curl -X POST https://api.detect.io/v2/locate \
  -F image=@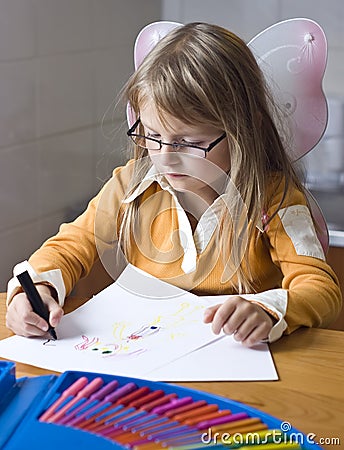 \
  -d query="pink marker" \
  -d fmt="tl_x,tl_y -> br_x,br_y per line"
58,379 -> 119,425
39,376 -> 88,422
46,377 -> 104,423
